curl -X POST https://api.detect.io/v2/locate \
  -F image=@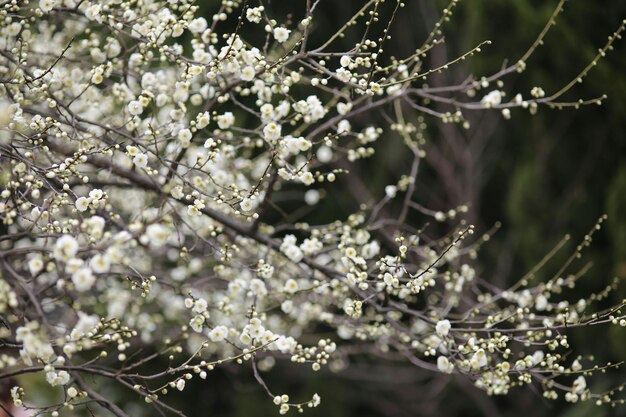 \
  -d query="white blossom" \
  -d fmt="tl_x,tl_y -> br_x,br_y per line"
283,279 -> 299,294
196,112 -> 211,129
481,90 -> 503,107
28,256 -> 44,276
54,235 -> 79,261
263,123 -> 282,141
39,0 -> 56,12
273,27 -> 291,43
71,312 -> 99,340
189,315 -> 205,332
304,189 -> 320,205
435,319 -> 451,337
75,197 -> 90,212
246,7 -> 263,23
437,356 -> 454,374
209,326 -> 228,342
217,112 -> 235,129
90,254 -> 111,273
72,268 -> 95,292
188,17 -> 207,34
128,100 -> 144,115
573,376 -> 587,394
133,153 -> 148,169
46,370 -> 70,386
241,66 -> 256,81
